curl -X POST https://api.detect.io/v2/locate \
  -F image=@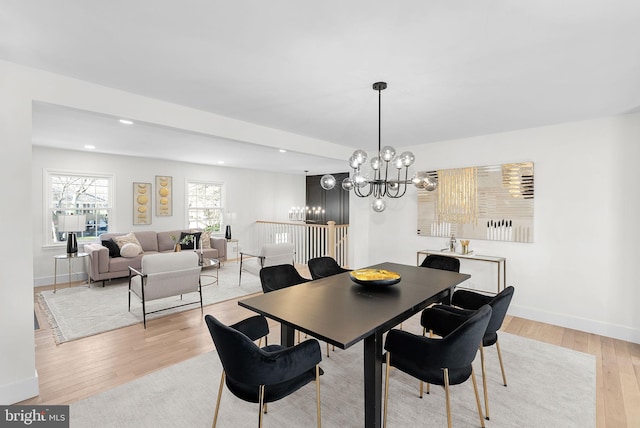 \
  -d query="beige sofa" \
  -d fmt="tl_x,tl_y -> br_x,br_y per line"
84,229 -> 226,284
